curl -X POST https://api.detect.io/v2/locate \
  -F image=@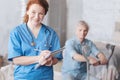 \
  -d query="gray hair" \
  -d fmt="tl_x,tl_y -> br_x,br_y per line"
78,20 -> 89,31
